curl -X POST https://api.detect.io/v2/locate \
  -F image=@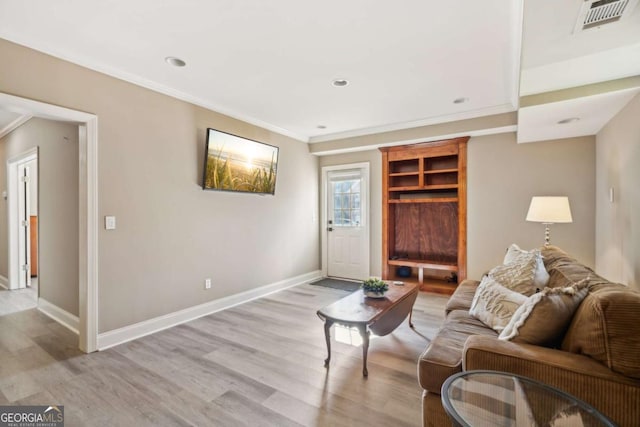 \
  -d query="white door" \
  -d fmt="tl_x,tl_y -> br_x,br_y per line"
326,168 -> 369,280
8,148 -> 37,290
